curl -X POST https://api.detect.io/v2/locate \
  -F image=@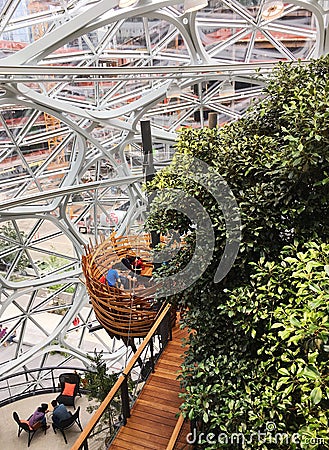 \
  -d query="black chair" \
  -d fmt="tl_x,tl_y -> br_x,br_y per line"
52,406 -> 83,444
56,372 -> 81,408
13,411 -> 46,447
